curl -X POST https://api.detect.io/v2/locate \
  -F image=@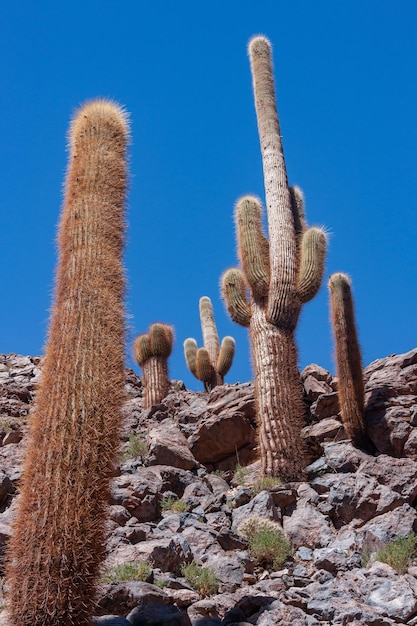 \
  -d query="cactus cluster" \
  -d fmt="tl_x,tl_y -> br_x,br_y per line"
184,296 -> 235,391
221,37 -> 327,479
7,100 -> 129,625
134,323 -> 174,408
5,36 -> 374,625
